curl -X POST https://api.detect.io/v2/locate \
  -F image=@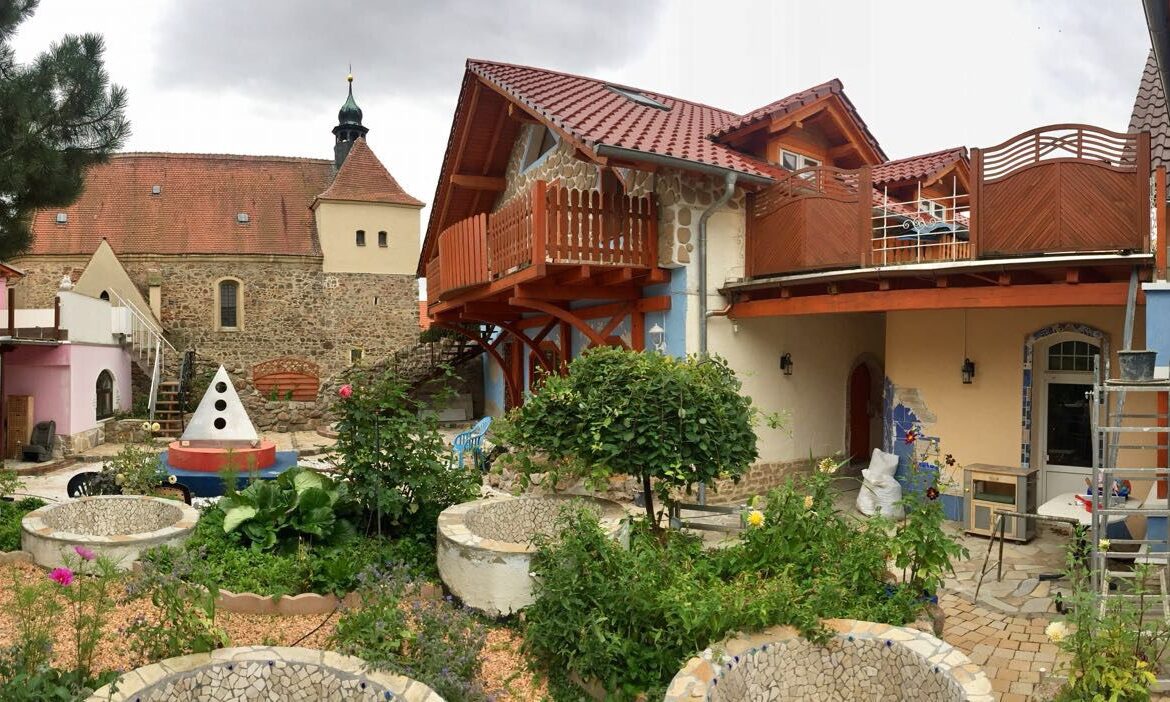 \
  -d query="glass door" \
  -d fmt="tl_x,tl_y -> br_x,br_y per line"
1037,339 -> 1099,501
